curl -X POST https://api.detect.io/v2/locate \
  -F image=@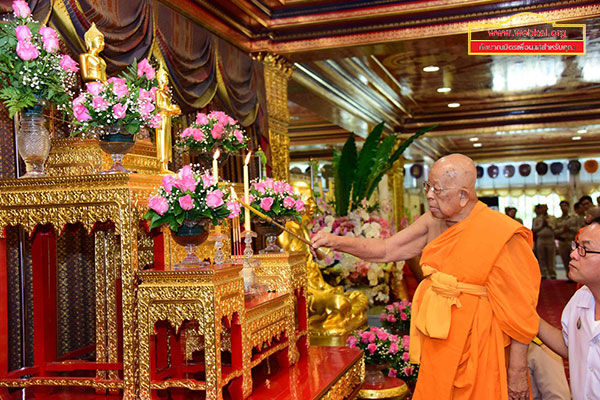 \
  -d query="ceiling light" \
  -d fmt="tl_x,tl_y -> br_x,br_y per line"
577,129 -> 587,134
448,103 -> 460,108
572,136 -> 582,141
469,137 -> 479,142
423,65 -> 440,72
437,87 -> 451,93
473,143 -> 482,147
